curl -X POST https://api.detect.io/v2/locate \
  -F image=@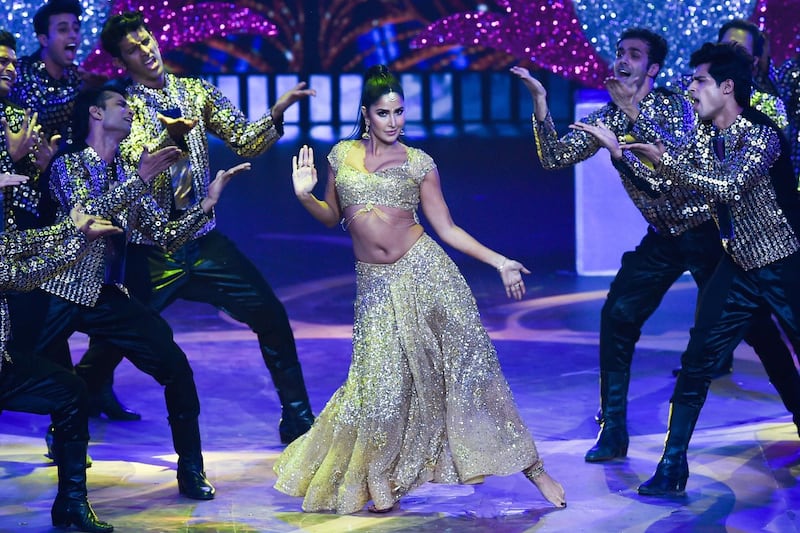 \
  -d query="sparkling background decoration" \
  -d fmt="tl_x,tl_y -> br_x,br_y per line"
572,0 -> 757,84
754,0 -> 800,63
2,1 -> 799,83
81,0 -> 278,76
4,0 -> 110,61
412,1 -> 614,87
413,0 -> 800,87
